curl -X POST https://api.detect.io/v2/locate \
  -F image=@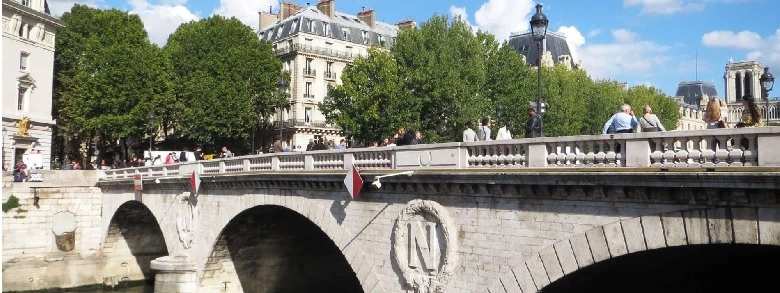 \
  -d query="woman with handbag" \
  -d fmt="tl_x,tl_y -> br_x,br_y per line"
639,105 -> 666,132
735,95 -> 763,128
